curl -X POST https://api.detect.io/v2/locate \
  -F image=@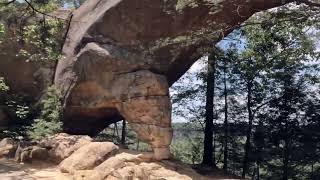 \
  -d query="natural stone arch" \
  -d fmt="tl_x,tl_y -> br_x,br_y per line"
55,0 -> 295,160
